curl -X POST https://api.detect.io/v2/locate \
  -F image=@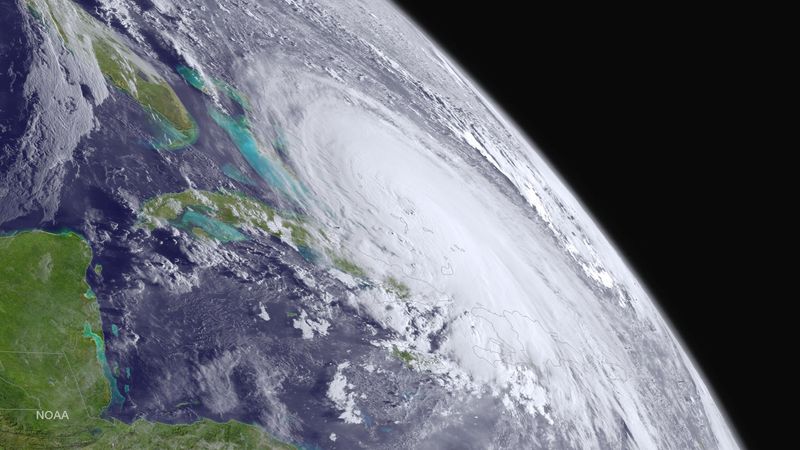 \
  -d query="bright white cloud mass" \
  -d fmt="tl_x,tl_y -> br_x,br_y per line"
9,0 -> 739,447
